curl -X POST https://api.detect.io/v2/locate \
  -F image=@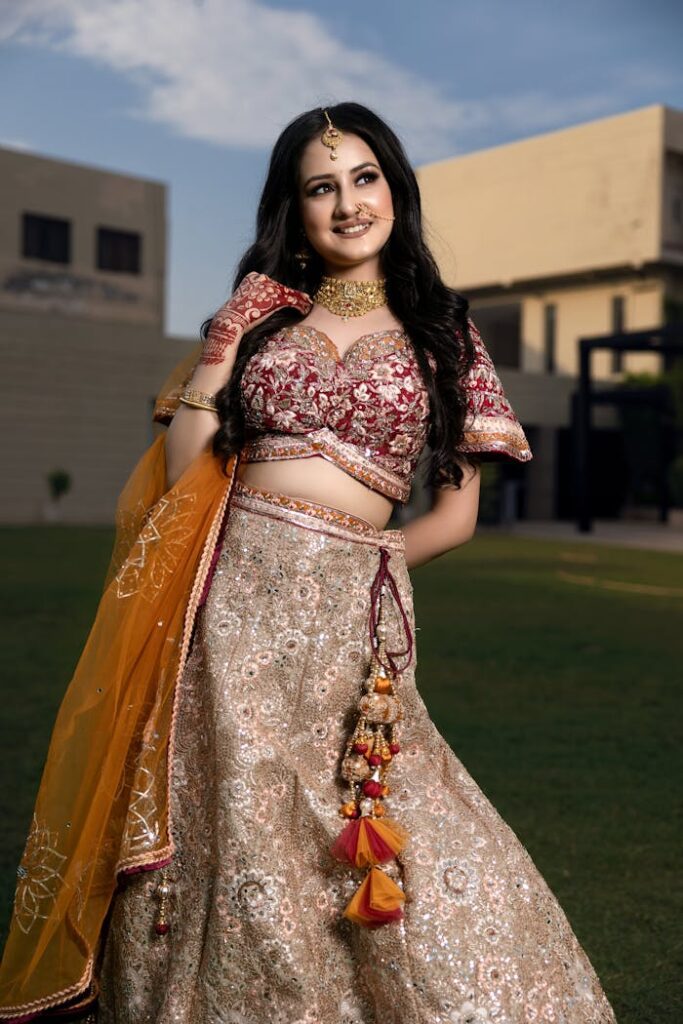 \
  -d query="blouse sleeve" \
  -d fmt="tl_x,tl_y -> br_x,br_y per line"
455,316 -> 532,463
